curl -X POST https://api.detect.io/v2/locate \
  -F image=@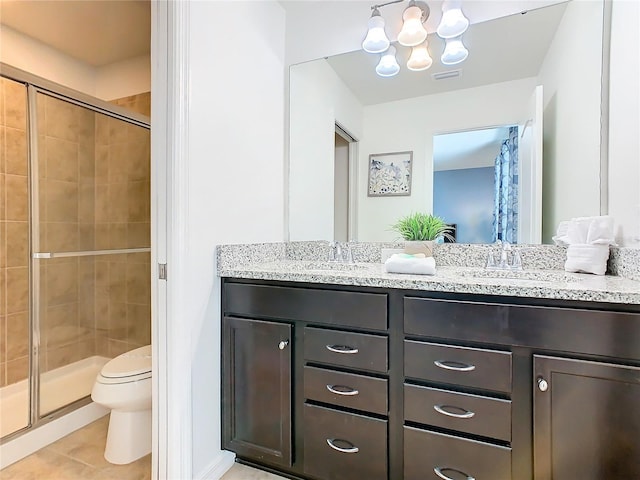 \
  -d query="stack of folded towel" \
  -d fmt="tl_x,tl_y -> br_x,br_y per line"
552,216 -> 615,275
384,253 -> 436,275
